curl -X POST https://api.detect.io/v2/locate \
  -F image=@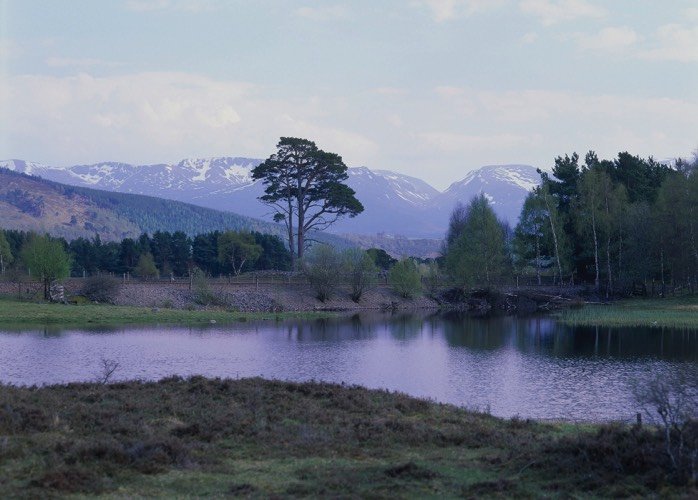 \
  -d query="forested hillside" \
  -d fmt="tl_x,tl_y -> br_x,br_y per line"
0,168 -> 282,240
